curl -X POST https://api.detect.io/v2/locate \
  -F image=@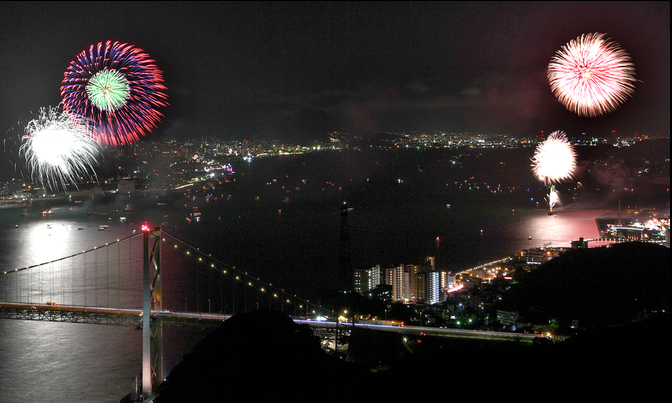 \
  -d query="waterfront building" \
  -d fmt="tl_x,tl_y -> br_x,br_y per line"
118,178 -> 136,194
571,237 -> 589,249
